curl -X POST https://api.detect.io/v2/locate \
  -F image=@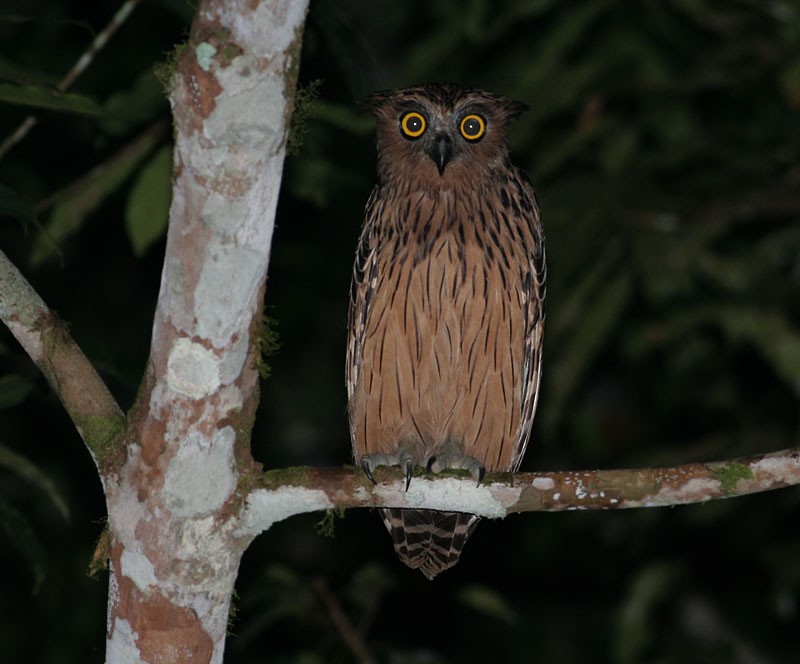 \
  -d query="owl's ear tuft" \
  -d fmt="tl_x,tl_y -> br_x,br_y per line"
362,90 -> 395,115
503,99 -> 529,121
